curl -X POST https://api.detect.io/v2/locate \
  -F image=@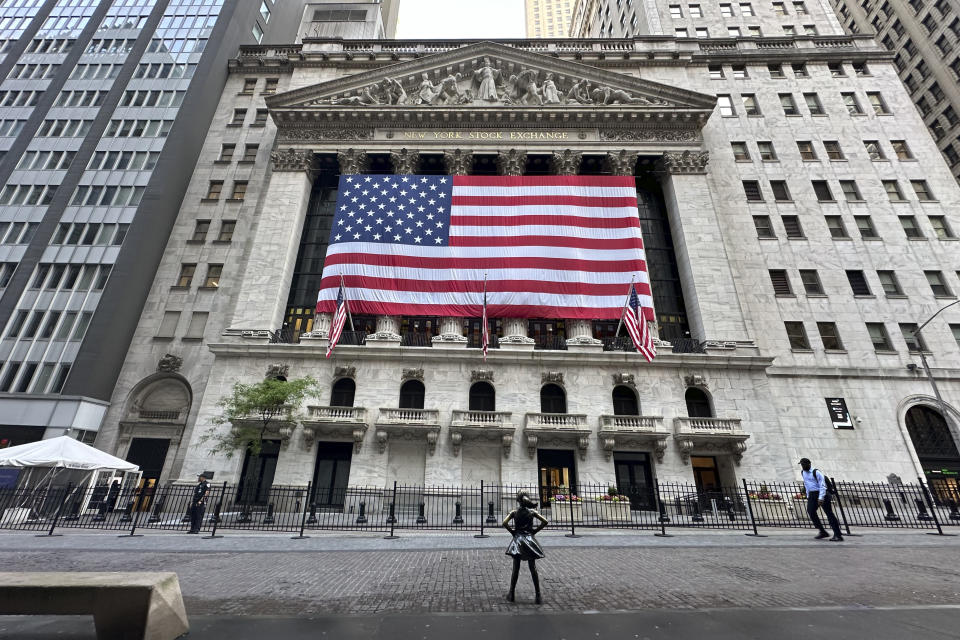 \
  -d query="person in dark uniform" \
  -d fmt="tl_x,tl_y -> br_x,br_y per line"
187,473 -> 209,534
502,490 -> 549,604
